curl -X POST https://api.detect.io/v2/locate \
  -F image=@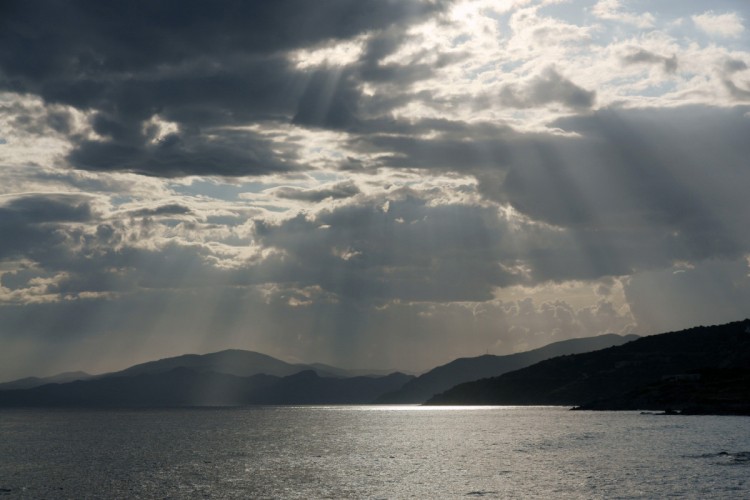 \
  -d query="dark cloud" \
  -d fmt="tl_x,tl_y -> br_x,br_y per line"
724,58 -> 748,73
253,193 -> 516,301
0,194 -> 94,261
354,106 -> 749,251
621,49 -> 678,73
343,105 -> 750,281
0,0 -> 440,84
499,67 -> 596,110
0,0 -> 444,177
292,69 -> 362,129
721,65 -> 750,101
1,101 -> 74,137
128,204 -> 193,217
487,106 -> 750,272
349,120 -> 516,171
356,26 -> 459,86
272,181 -> 361,202
0,194 -> 93,223
68,128 -> 298,177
